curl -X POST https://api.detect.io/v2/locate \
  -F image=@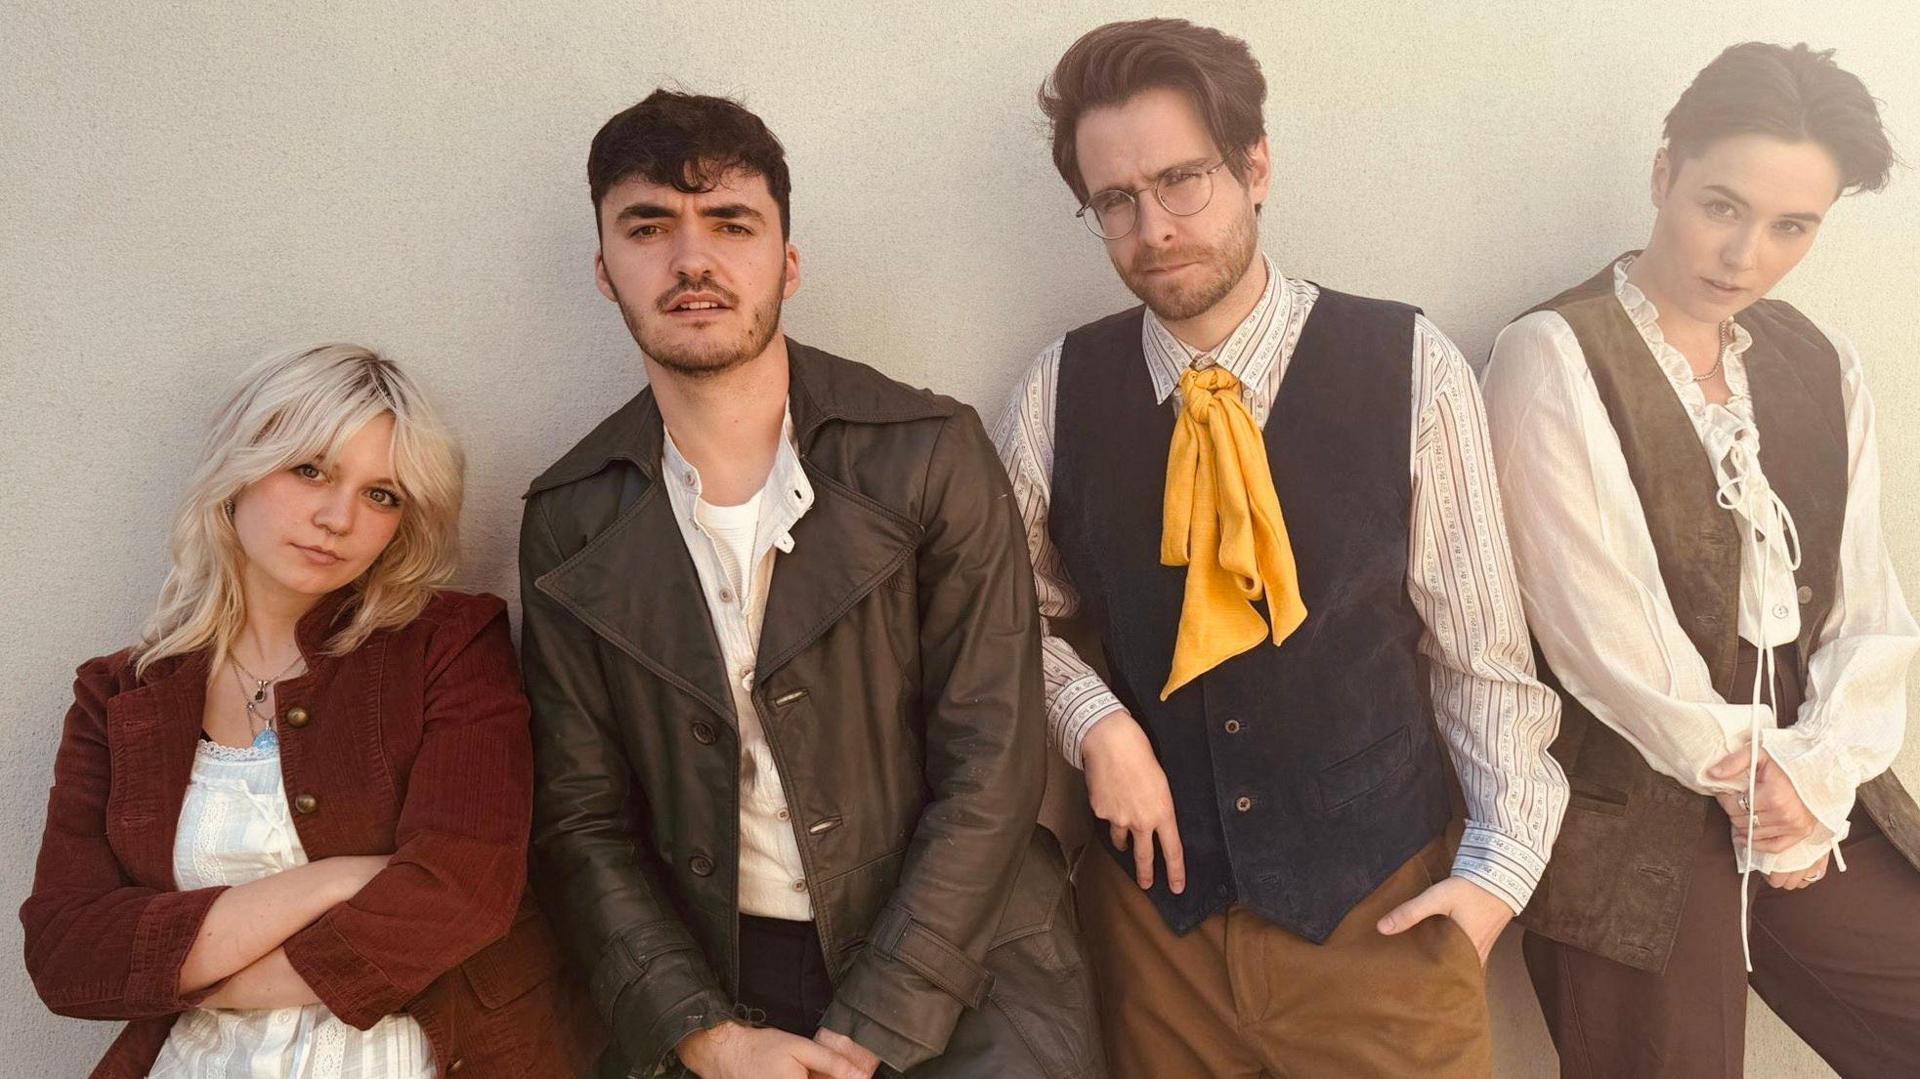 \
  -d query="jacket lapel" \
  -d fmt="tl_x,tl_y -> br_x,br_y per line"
756,468 -> 920,679
531,339 -> 952,713
536,480 -> 738,724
